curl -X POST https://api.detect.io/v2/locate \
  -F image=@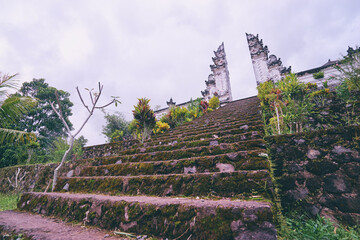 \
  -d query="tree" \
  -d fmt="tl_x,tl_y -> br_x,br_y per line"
16,79 -> 73,144
102,111 -> 130,142
0,144 -> 27,168
132,98 -> 156,143
0,73 -> 36,143
48,135 -> 87,162
50,82 -> 119,191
